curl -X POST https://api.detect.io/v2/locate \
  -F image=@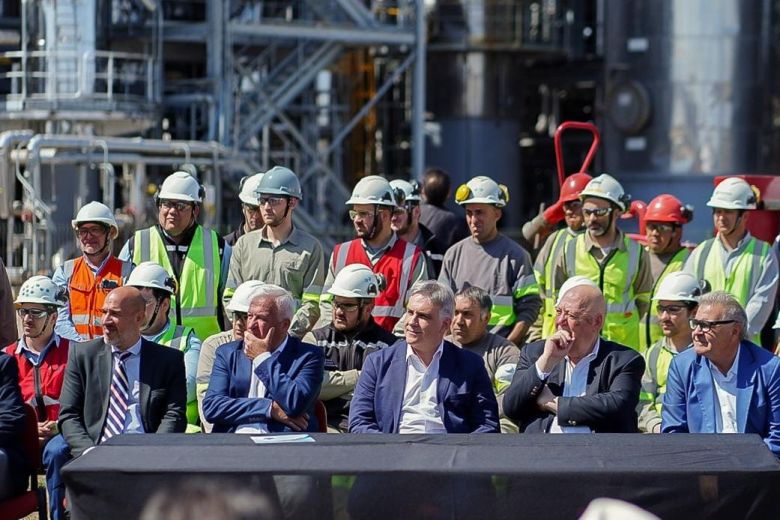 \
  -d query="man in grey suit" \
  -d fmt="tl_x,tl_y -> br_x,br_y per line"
43,286 -> 187,520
